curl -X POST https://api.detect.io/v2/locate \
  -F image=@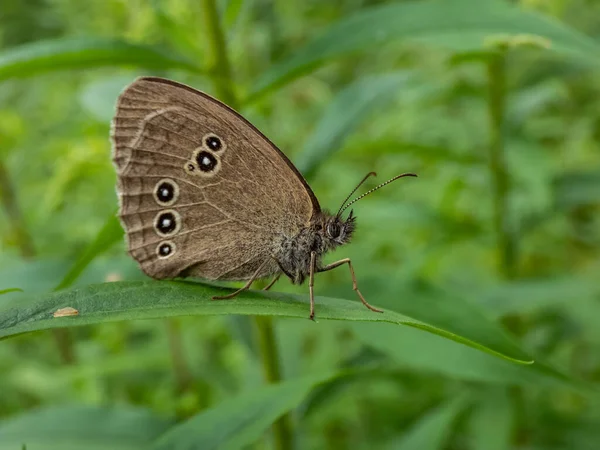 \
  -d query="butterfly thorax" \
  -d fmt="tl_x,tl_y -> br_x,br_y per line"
274,210 -> 355,285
